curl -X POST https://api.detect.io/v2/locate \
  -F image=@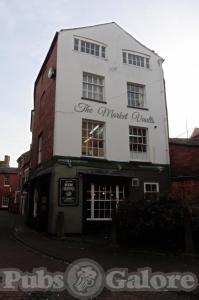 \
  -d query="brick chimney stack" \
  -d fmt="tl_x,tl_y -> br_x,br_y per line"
4,155 -> 10,167
0,155 -> 10,167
